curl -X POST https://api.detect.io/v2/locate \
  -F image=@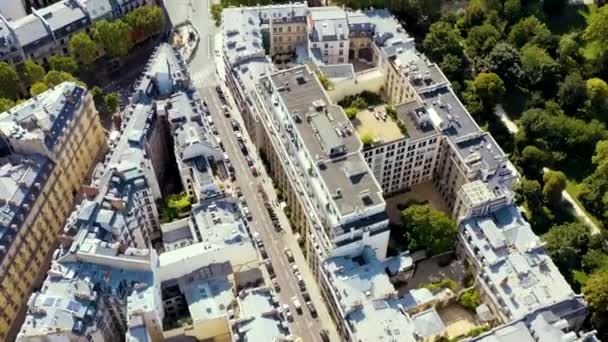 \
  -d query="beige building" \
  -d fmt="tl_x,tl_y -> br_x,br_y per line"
0,82 -> 106,340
